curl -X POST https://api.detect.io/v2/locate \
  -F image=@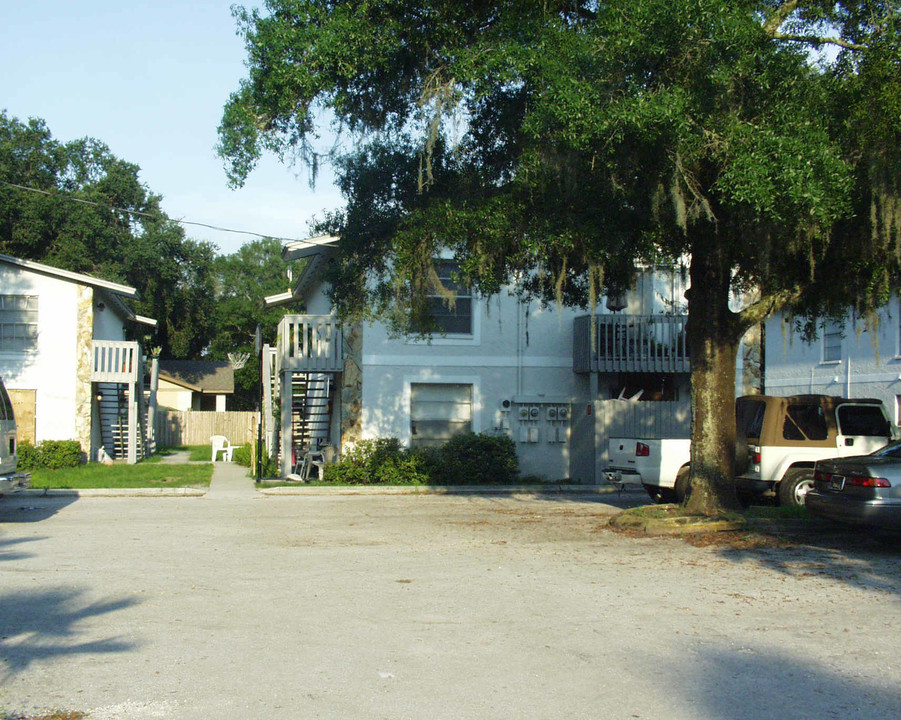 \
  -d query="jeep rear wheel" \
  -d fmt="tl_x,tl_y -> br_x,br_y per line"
778,469 -> 815,507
